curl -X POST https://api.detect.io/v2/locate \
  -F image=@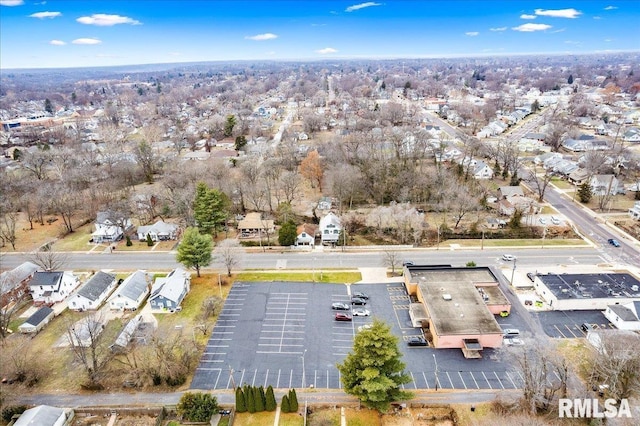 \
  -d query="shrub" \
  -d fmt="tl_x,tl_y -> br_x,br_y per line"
126,235 -> 132,246
246,385 -> 256,413
177,392 -> 219,422
281,394 -> 291,413
235,387 -> 247,413
2,406 -> 27,423
288,388 -> 299,412
254,386 -> 265,412
265,385 -> 277,411
146,233 -> 154,246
